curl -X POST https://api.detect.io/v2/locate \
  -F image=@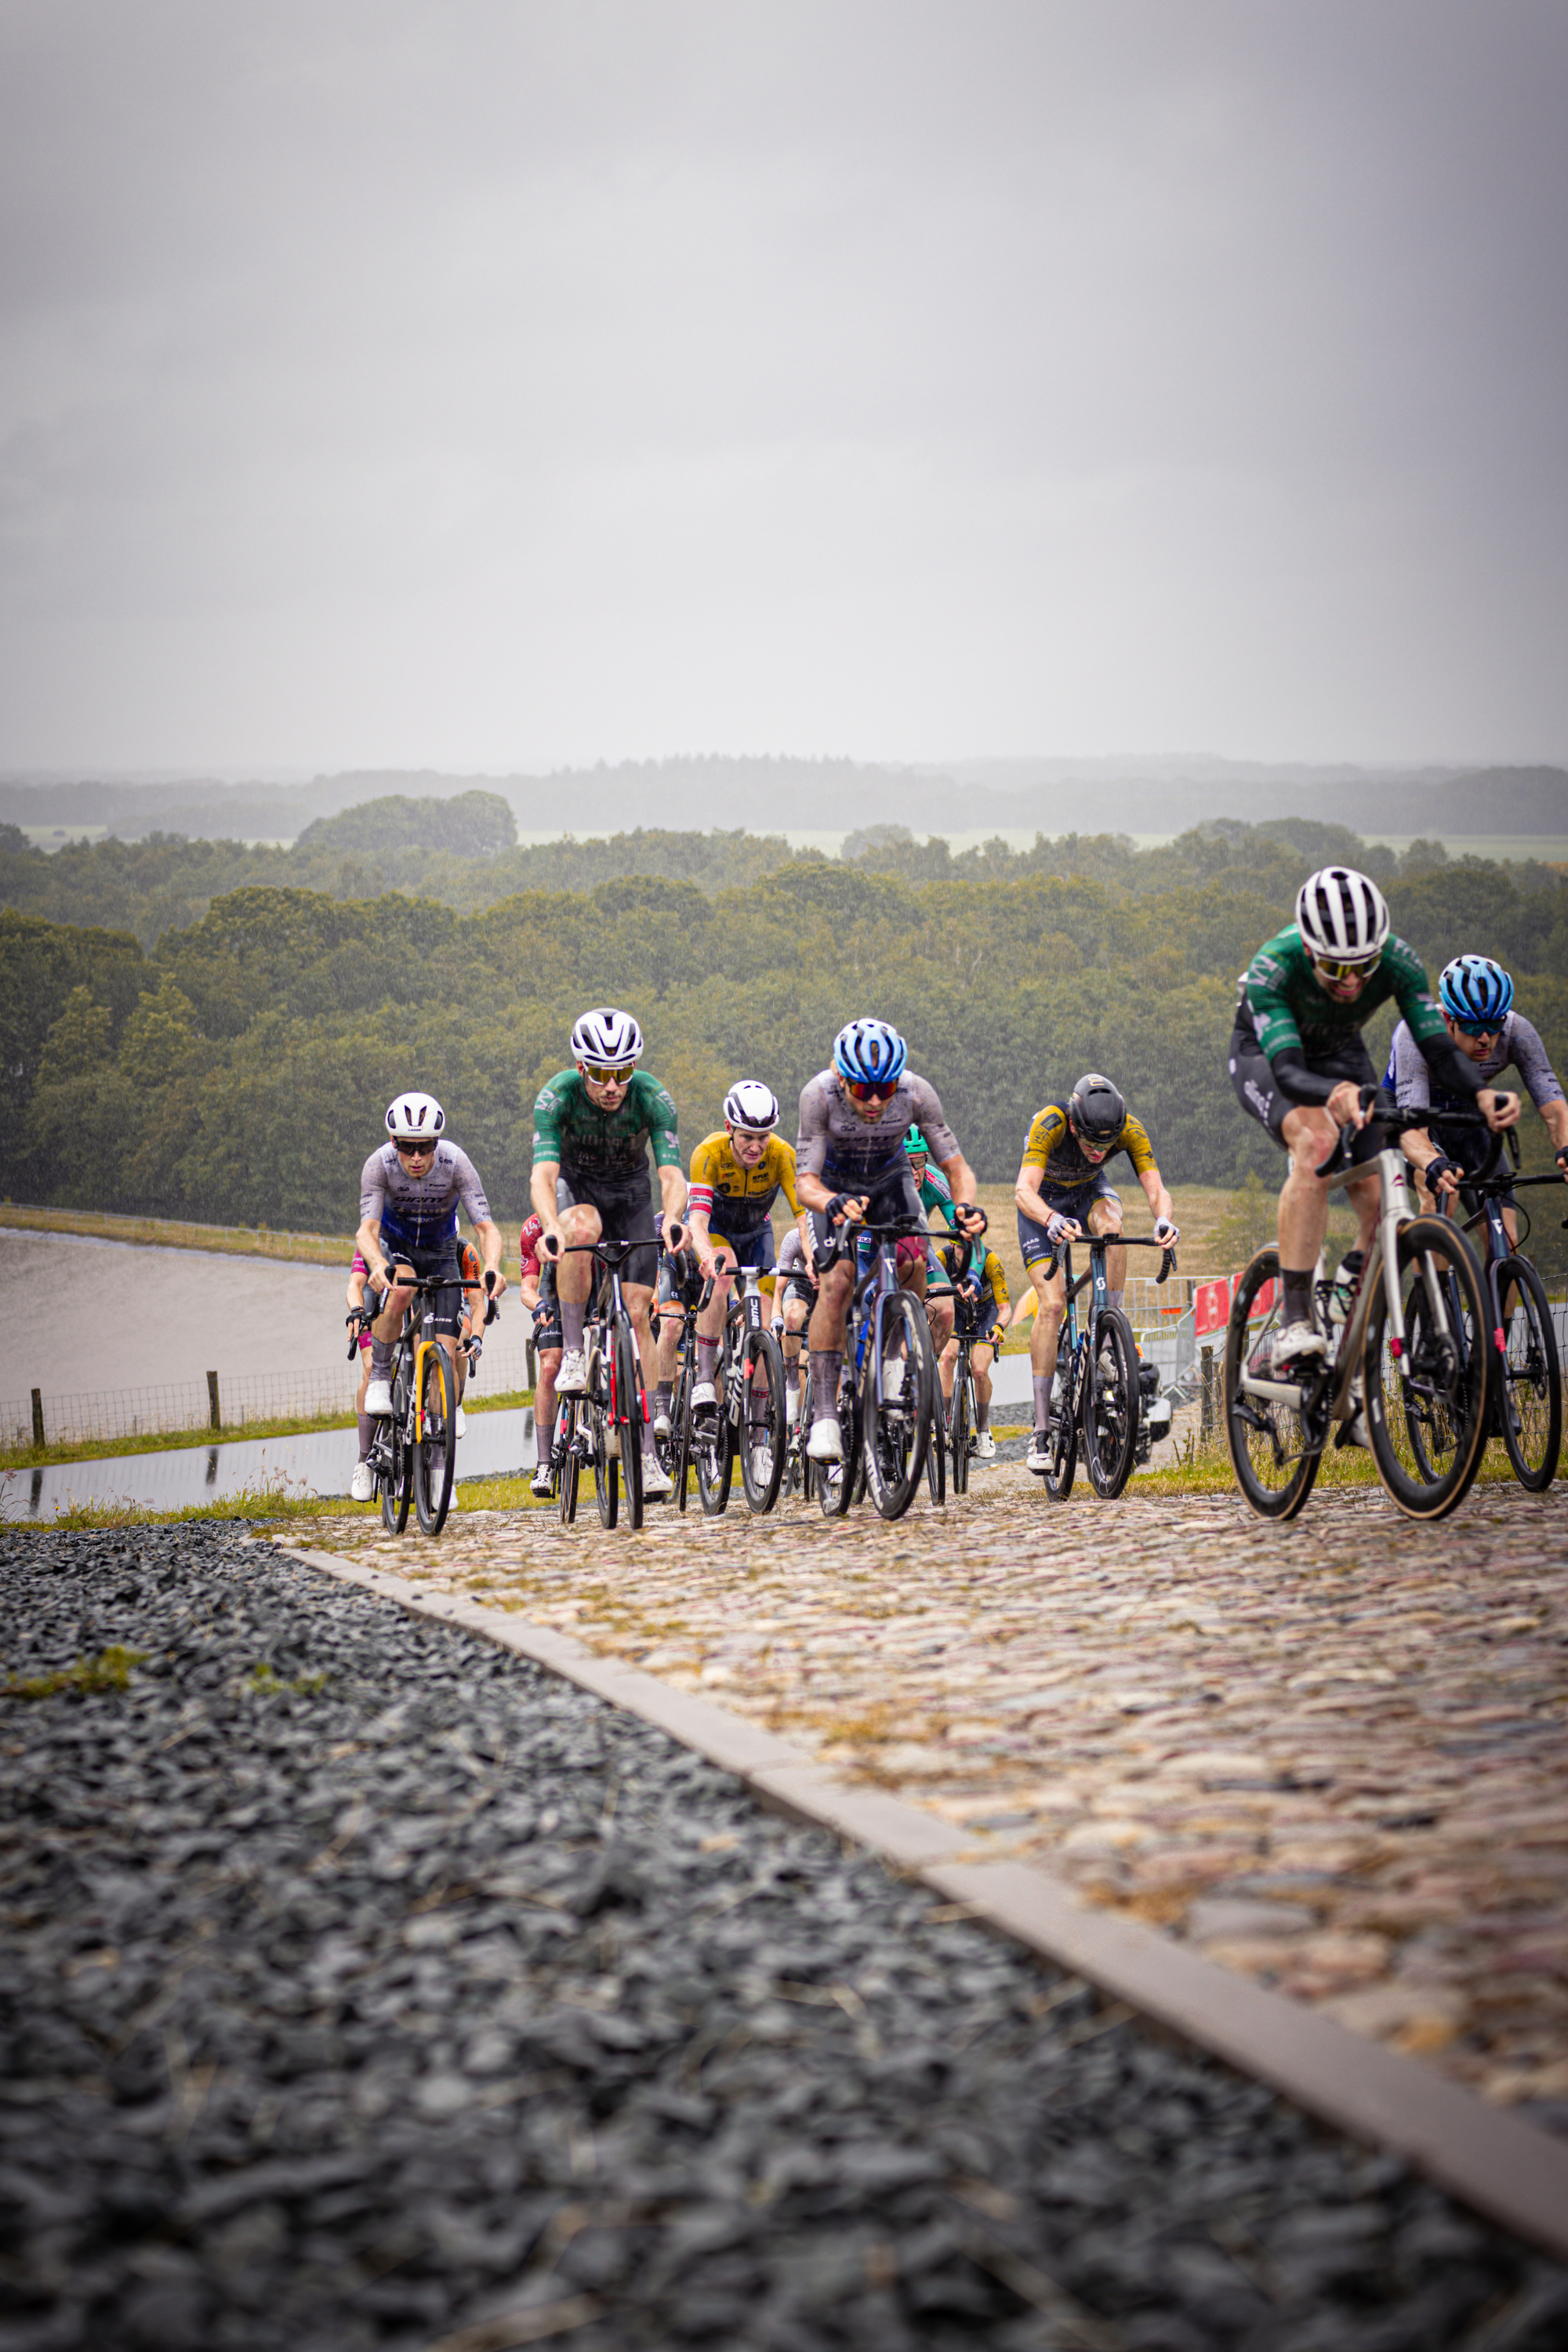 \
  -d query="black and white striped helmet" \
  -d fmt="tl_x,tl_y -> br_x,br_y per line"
724,1080 -> 779,1134
570,1006 -> 644,1070
1295,867 -> 1390,966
